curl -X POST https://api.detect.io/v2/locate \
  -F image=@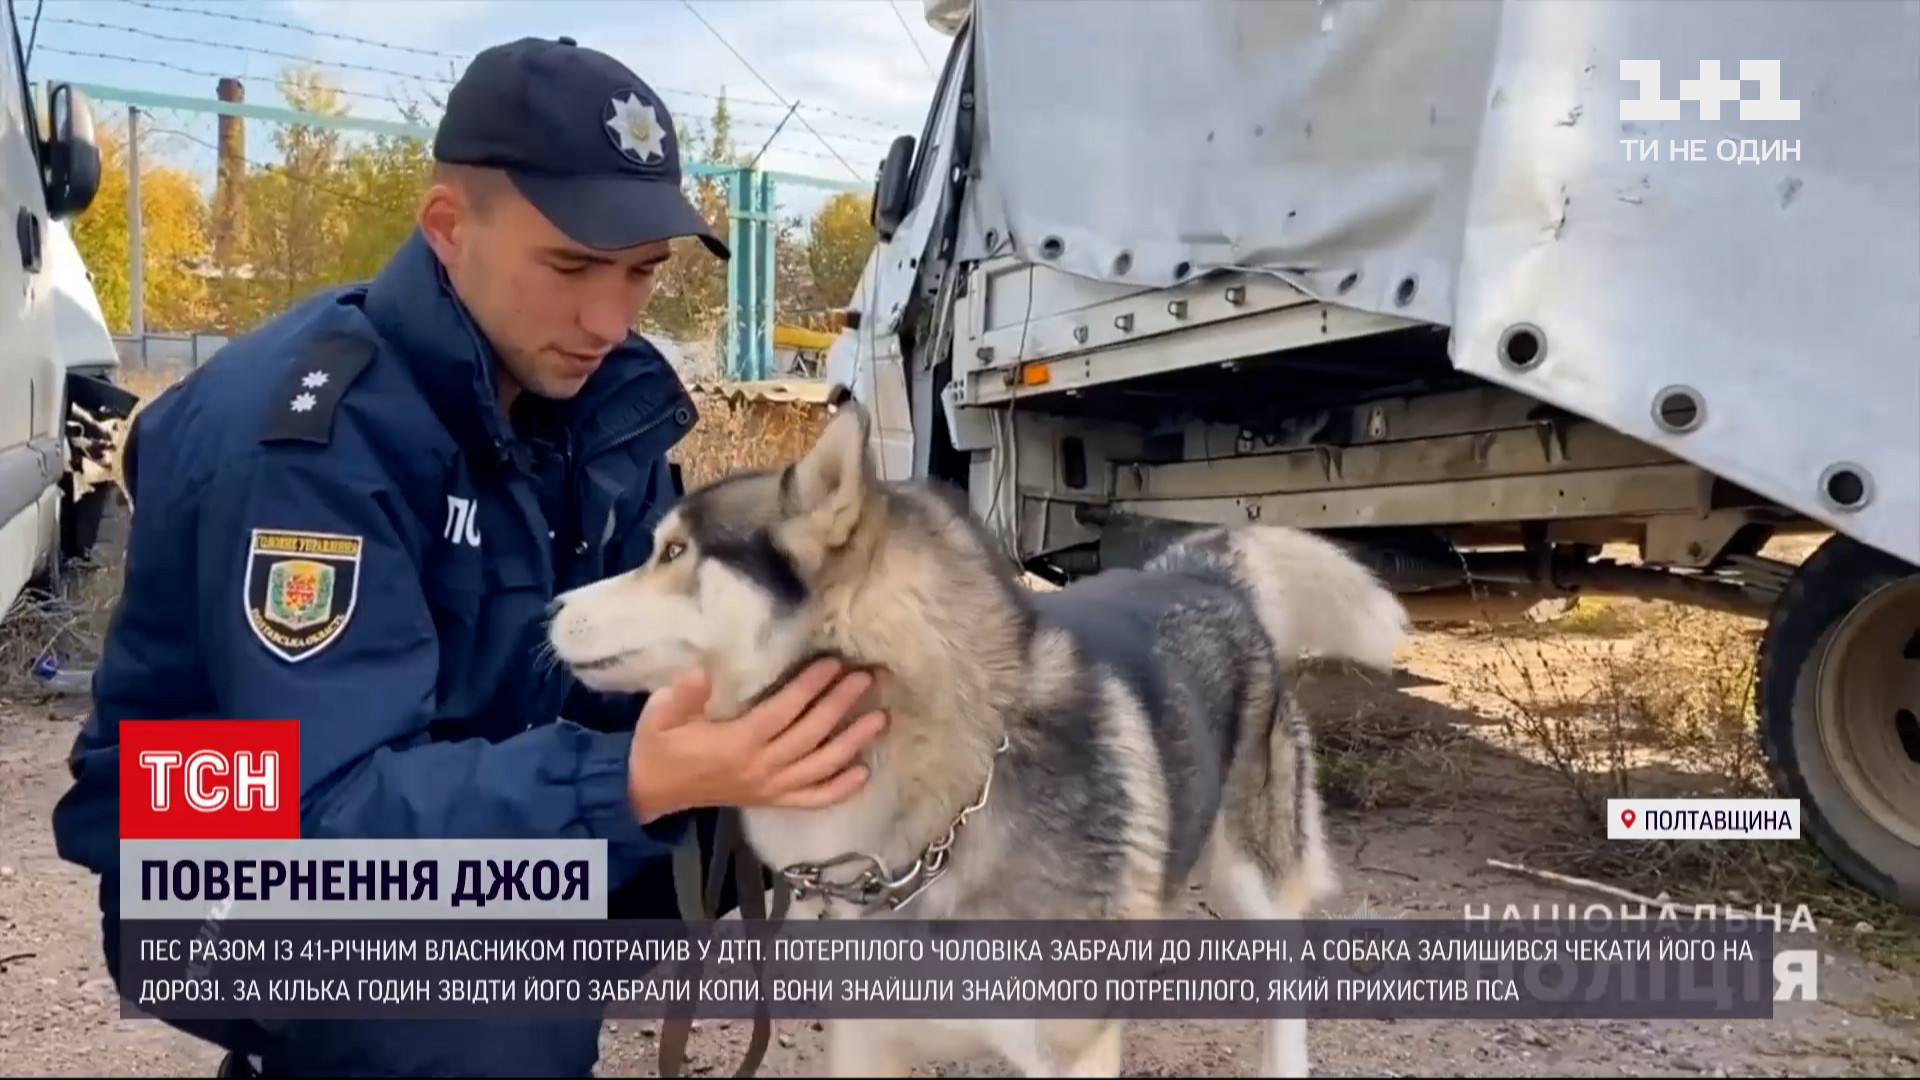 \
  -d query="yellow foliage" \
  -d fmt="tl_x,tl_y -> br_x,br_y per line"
638,94 -> 741,347
67,119 -> 215,334
805,191 -> 874,310
210,69 -> 435,334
